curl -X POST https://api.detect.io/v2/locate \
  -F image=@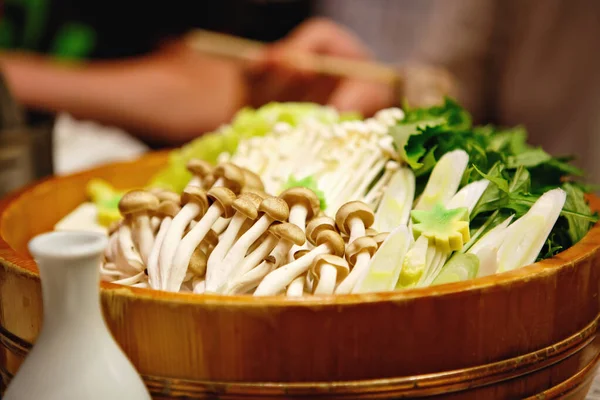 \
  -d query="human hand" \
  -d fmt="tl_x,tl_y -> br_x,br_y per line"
246,18 -> 396,117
